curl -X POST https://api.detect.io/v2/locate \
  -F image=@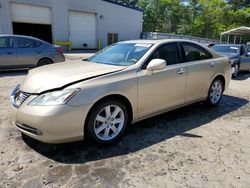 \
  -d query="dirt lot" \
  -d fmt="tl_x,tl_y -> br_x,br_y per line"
0,61 -> 250,187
